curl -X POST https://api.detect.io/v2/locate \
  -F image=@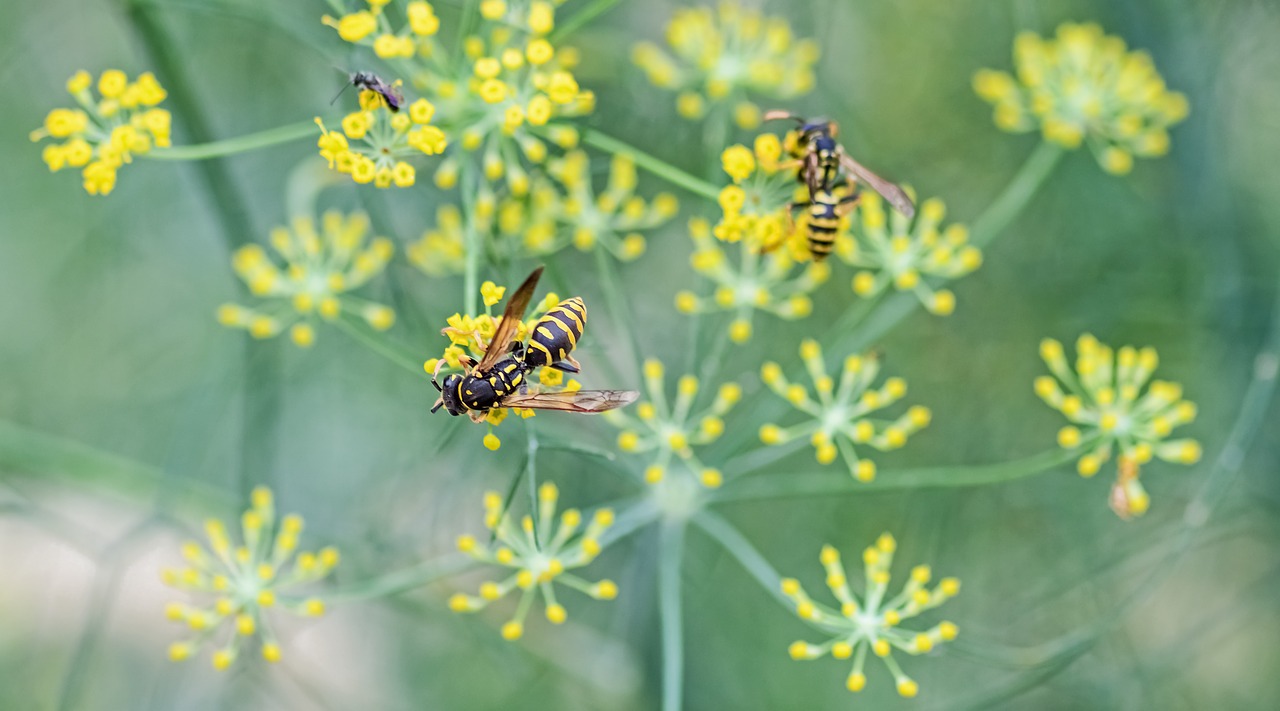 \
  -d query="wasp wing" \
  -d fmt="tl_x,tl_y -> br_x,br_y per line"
840,154 -> 916,219
498,389 -> 639,413
474,266 -> 543,372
